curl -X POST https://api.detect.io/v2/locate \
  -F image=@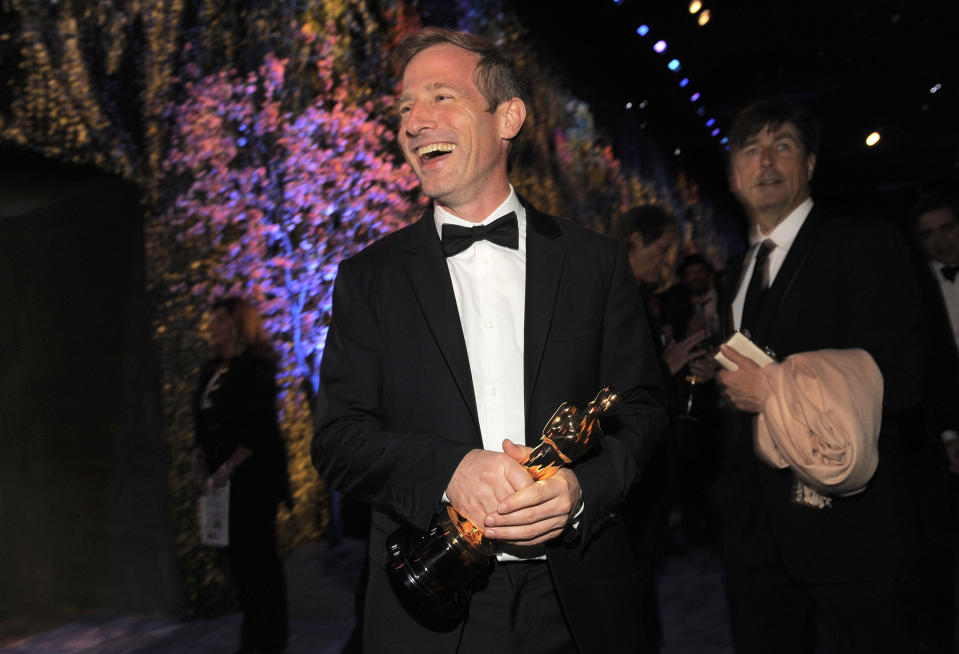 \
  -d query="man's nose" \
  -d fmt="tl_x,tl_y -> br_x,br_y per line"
404,102 -> 435,135
759,145 -> 773,167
